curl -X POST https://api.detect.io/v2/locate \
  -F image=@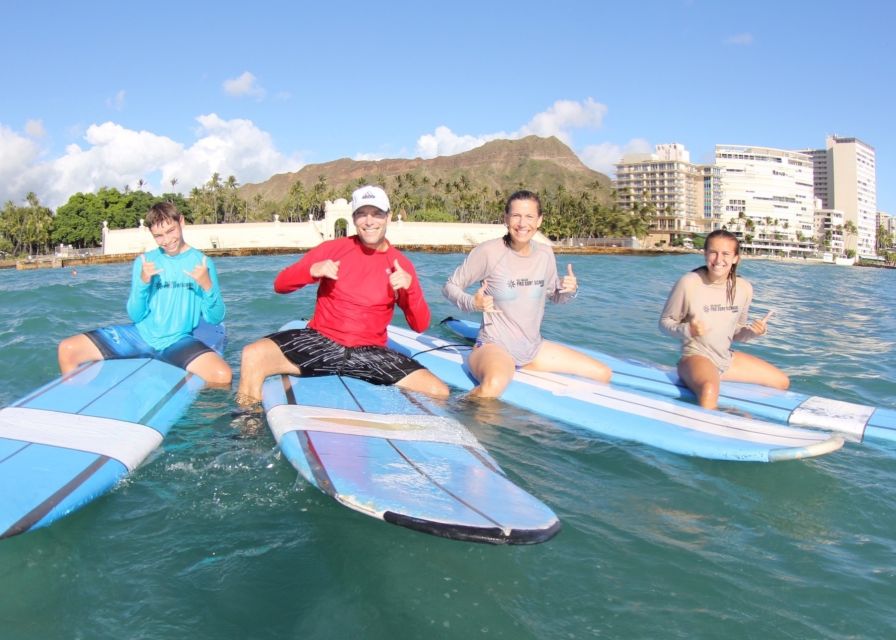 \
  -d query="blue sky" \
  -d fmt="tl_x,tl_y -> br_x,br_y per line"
1,0 -> 893,213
